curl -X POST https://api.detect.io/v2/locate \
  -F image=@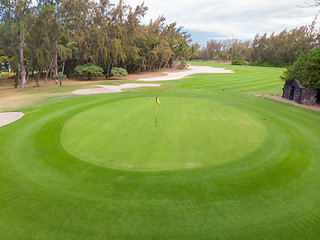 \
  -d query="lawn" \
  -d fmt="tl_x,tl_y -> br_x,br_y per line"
0,62 -> 319,239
